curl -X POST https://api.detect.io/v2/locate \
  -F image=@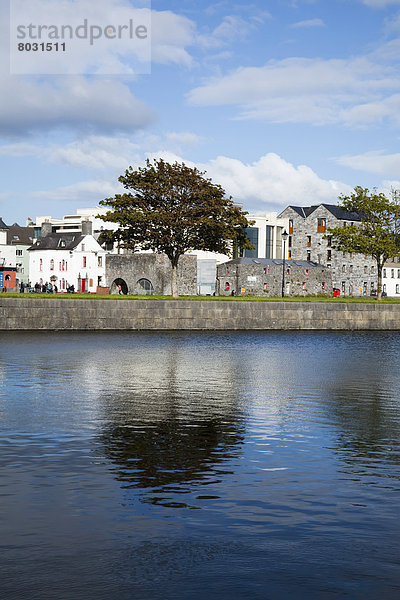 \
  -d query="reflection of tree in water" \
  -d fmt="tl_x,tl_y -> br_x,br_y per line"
101,416 -> 244,500
98,337 -> 246,507
325,354 -> 400,486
